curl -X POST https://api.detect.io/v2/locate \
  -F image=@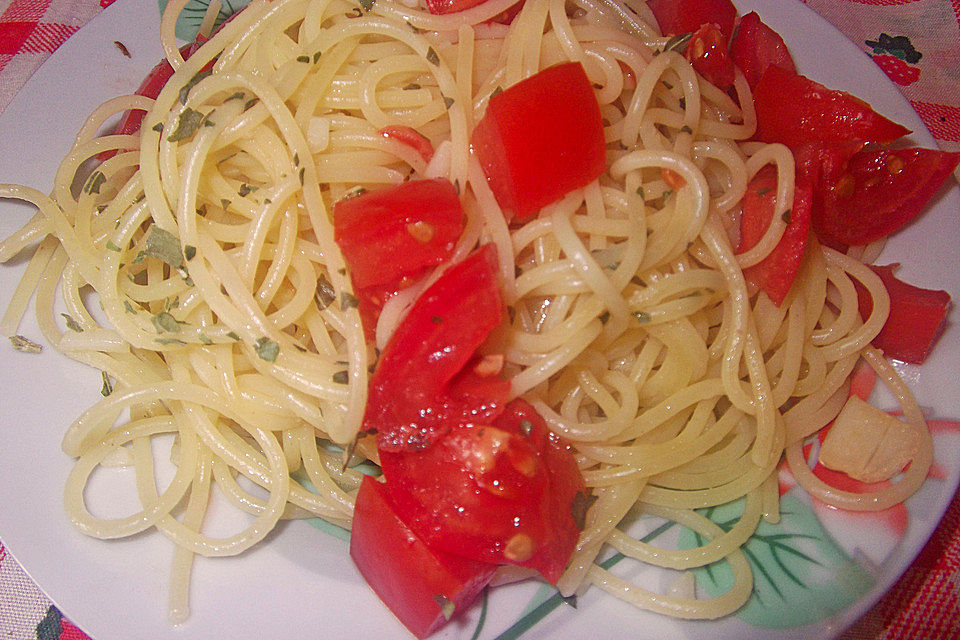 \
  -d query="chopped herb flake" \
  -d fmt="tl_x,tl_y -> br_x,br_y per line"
442,95 -> 454,109
433,595 -> 455,621
425,47 -> 439,66
179,70 -> 212,105
359,0 -> 375,9
61,313 -> 83,332
313,50 -> 322,63
332,370 -> 349,384
100,371 -> 113,396
403,82 -> 421,90
123,300 -> 138,314
151,311 -> 181,333
680,125 -> 693,134
144,226 -> 185,268
105,240 -> 122,252
518,419 -> 533,437
156,338 -> 187,346
226,331 -> 241,341
198,333 -> 213,345
10,335 -> 41,353
341,292 -> 360,309
225,91 -> 245,102
255,337 -> 280,362
634,311 -> 652,324
315,275 -> 336,309
167,107 -> 204,141
151,122 -> 164,133
184,245 -> 197,261
238,183 -> 257,197
296,55 -> 311,63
